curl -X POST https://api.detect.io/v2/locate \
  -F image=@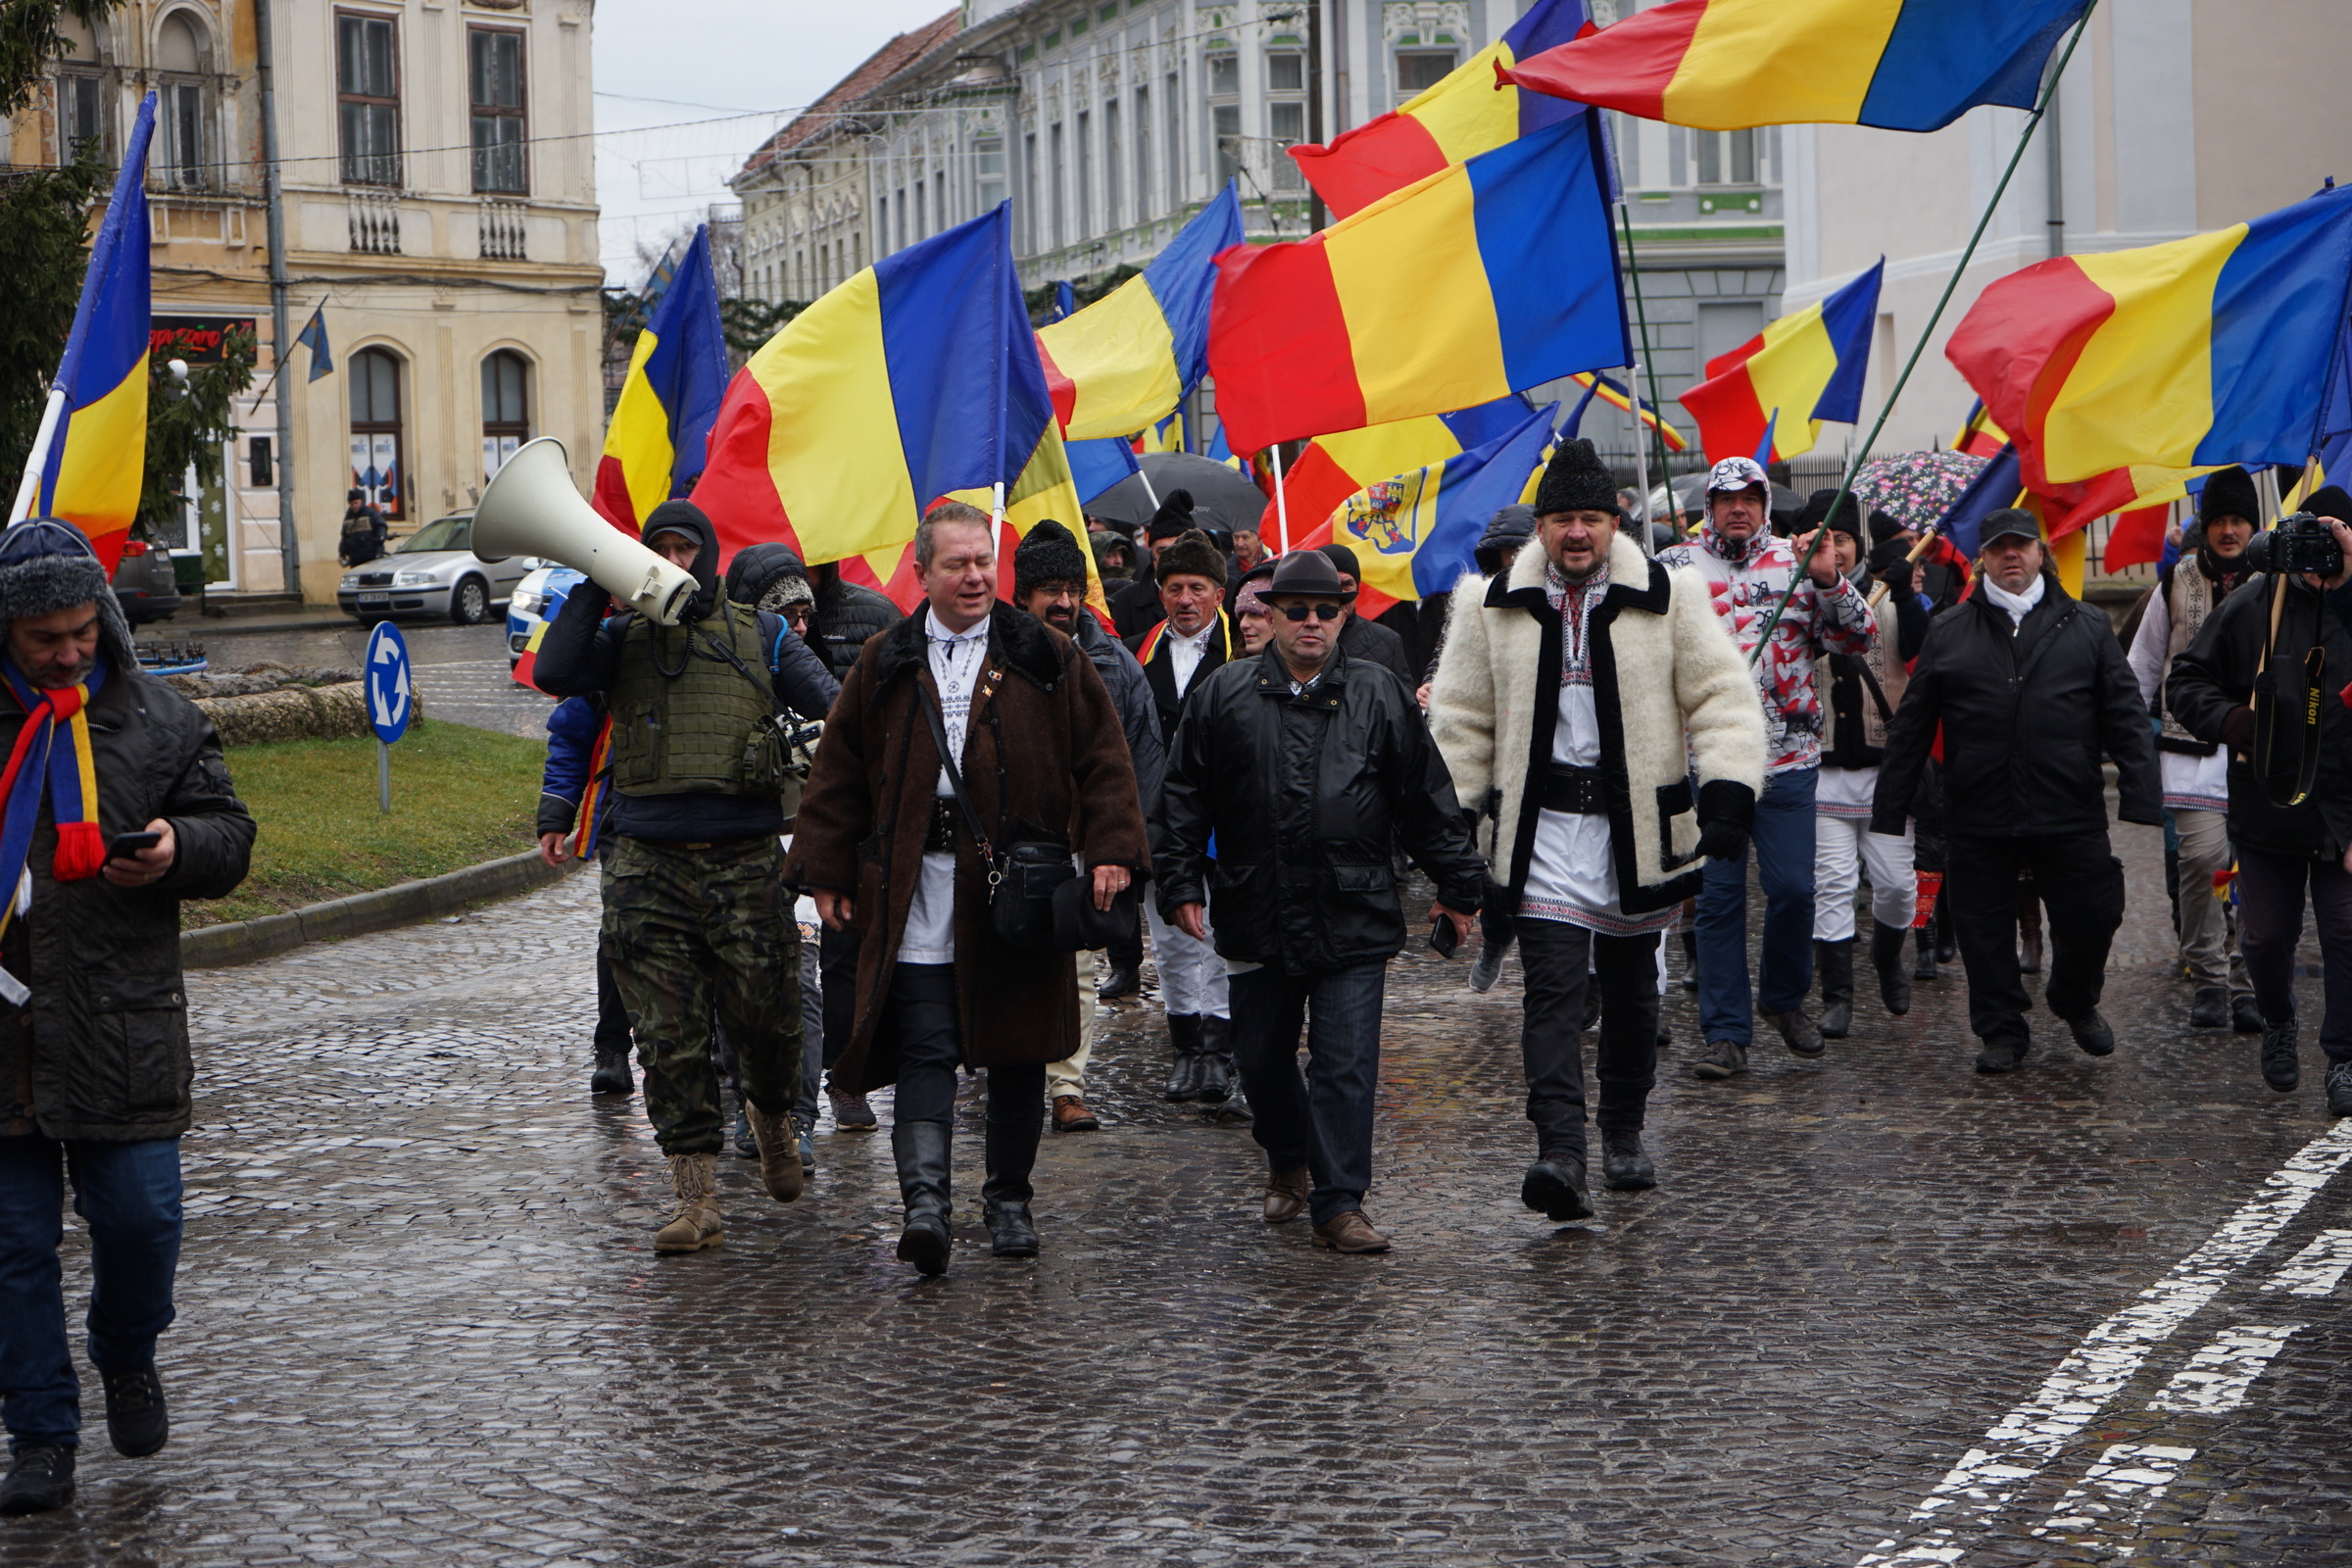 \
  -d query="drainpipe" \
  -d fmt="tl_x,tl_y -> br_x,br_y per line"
255,0 -> 299,594
2043,71 -> 2065,258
